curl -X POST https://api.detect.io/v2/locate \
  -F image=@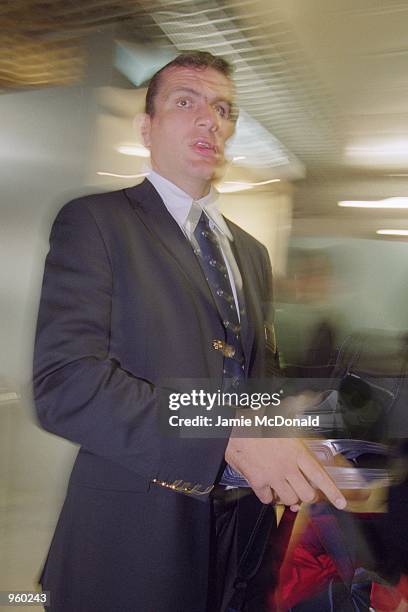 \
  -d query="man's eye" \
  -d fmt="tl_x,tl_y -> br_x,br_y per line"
176,99 -> 192,108
214,104 -> 229,118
